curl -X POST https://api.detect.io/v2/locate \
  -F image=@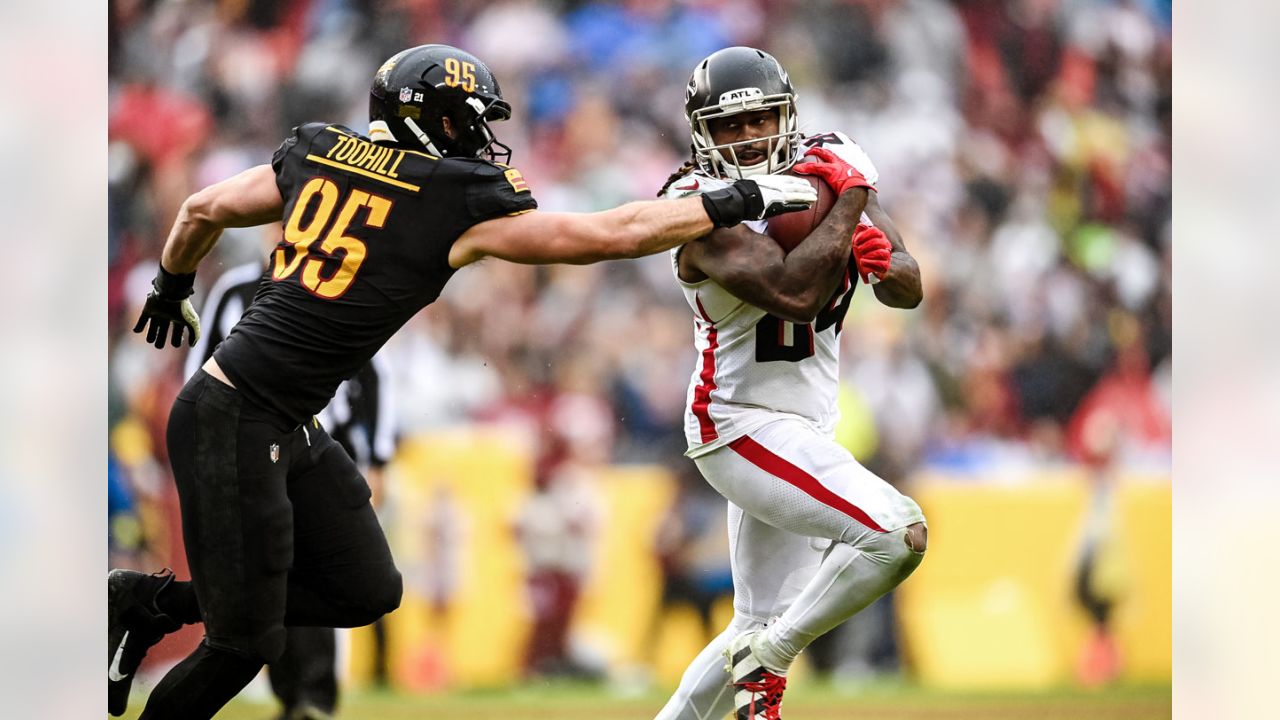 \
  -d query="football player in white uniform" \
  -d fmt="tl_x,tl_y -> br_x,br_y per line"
655,47 -> 928,720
